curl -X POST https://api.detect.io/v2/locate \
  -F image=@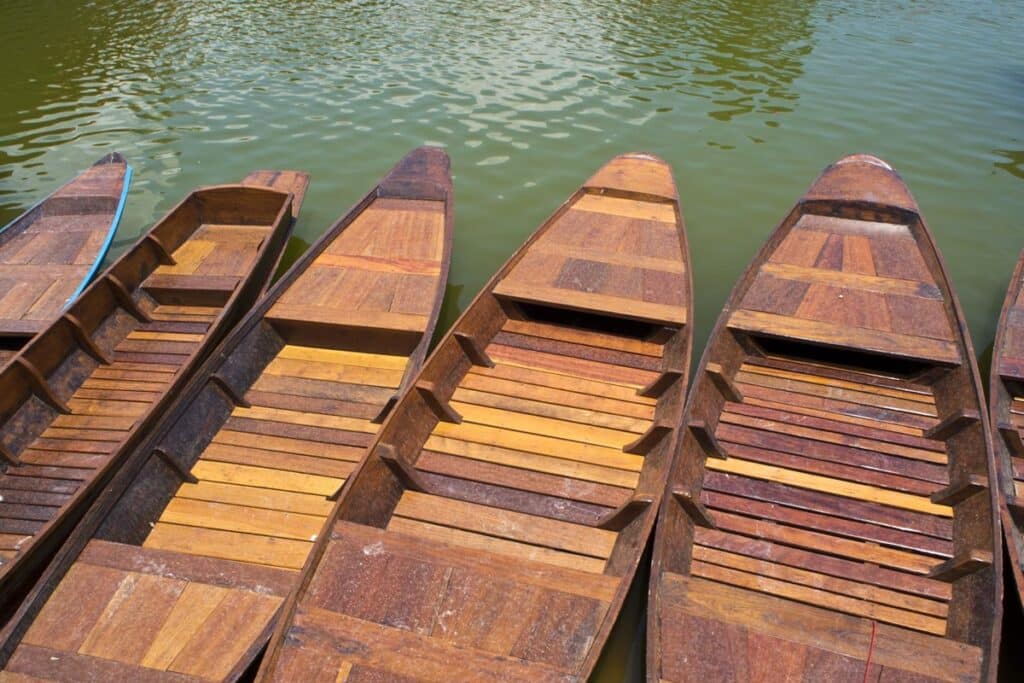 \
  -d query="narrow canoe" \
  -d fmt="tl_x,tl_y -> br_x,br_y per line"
0,171 -> 307,625
989,247 -> 1024,608
0,147 -> 452,682
256,153 -> 692,682
0,153 -> 132,365
648,155 -> 1000,683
